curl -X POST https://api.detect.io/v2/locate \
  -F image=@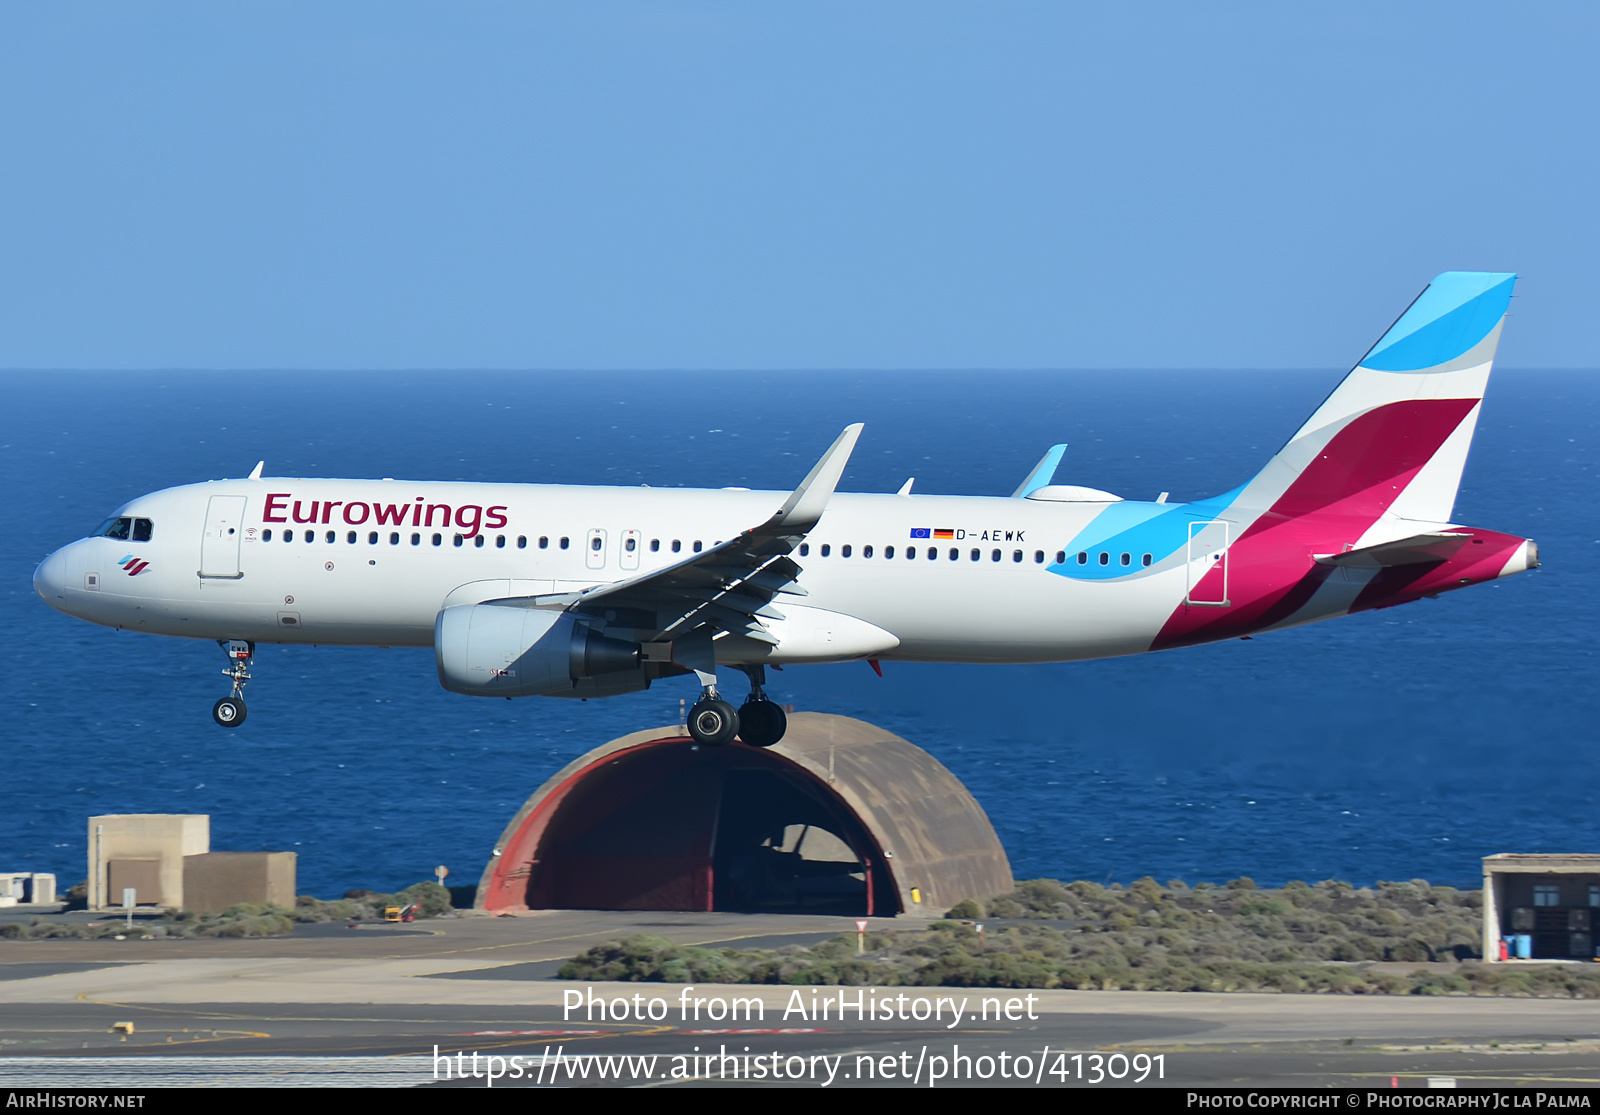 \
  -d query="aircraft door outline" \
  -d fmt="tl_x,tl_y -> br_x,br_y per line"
200,496 -> 248,579
1185,520 -> 1230,606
